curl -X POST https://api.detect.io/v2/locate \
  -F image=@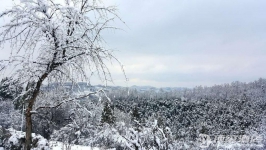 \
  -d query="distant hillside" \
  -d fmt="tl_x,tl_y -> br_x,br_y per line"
42,82 -> 185,93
